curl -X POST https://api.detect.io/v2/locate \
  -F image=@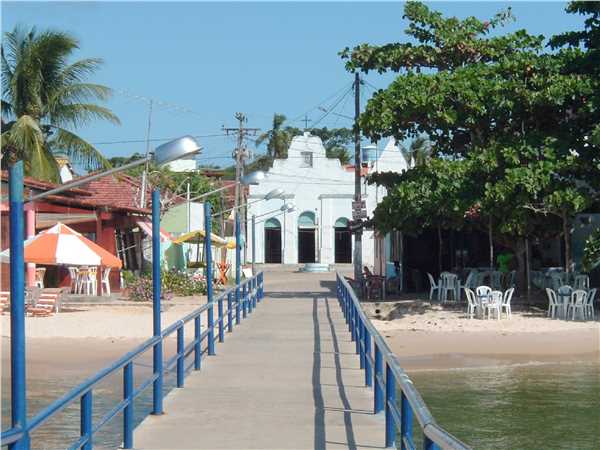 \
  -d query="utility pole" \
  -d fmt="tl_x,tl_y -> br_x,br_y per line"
353,72 -> 363,287
224,113 -> 259,263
